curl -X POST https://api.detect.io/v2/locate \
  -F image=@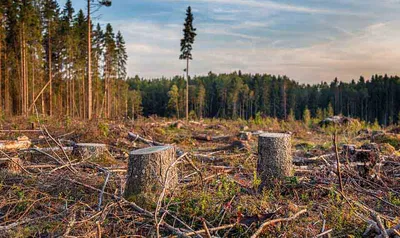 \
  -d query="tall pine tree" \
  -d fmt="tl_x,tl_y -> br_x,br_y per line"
180,6 -> 196,121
